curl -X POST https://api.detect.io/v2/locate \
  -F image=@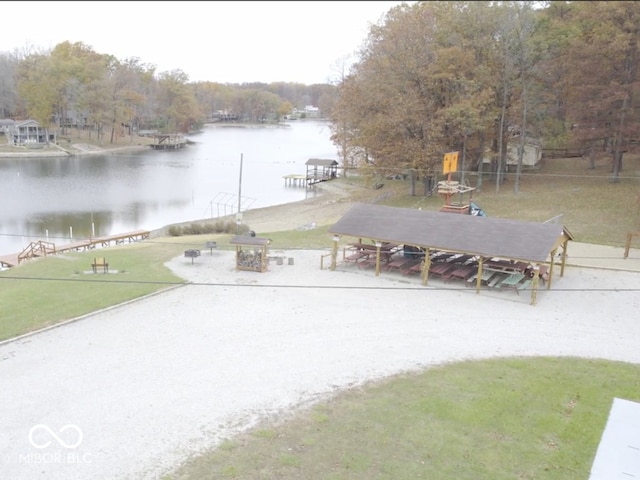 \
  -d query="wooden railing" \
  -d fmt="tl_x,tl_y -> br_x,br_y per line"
18,240 -> 56,264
